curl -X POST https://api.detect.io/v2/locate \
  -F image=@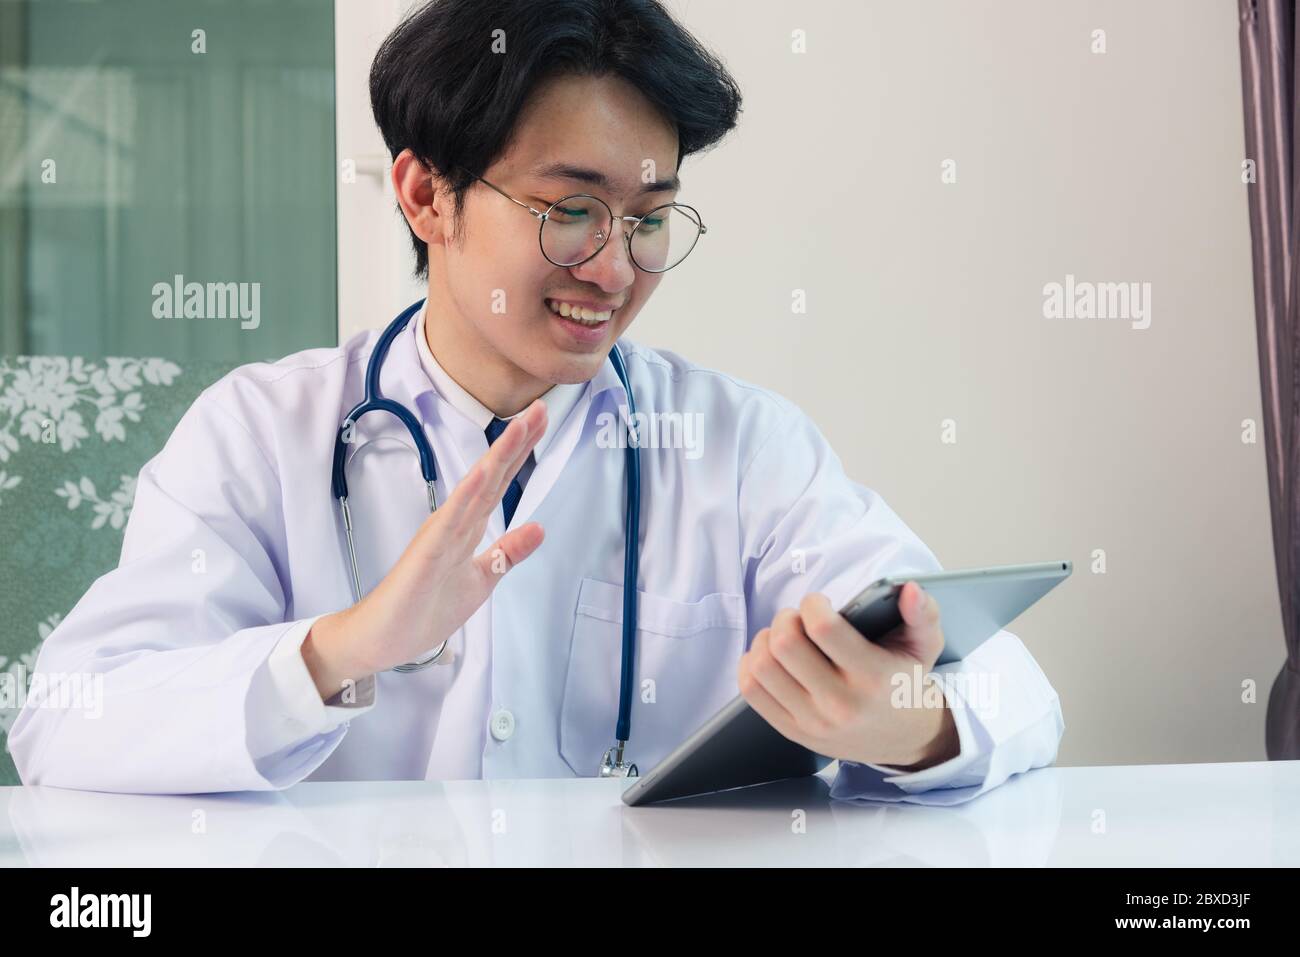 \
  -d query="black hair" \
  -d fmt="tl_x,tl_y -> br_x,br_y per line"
369,0 -> 743,279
